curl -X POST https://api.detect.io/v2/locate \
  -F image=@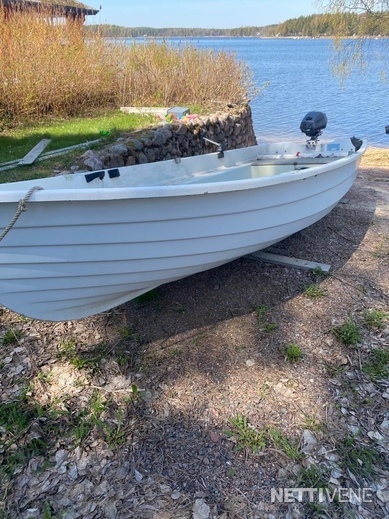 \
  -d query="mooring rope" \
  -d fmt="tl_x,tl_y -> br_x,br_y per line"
0,186 -> 44,242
